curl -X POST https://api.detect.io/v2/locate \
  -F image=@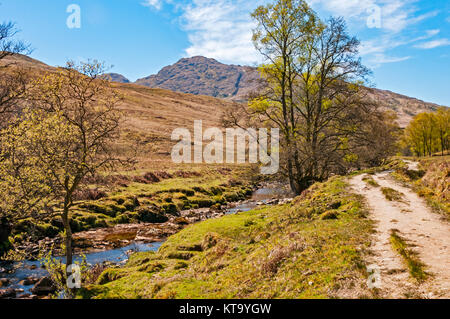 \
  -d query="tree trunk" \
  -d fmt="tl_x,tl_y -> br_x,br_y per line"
61,205 -> 73,270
